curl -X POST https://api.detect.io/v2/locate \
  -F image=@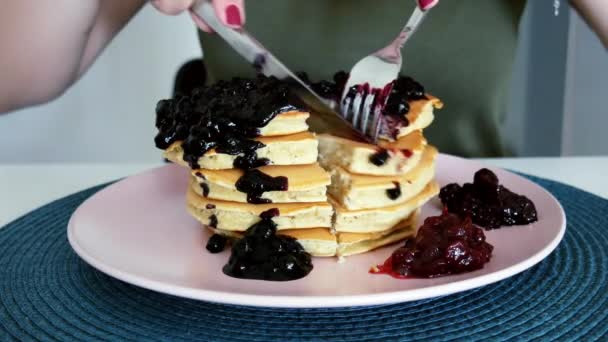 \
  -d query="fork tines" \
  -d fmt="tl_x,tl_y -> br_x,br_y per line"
340,89 -> 383,143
